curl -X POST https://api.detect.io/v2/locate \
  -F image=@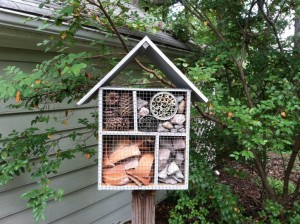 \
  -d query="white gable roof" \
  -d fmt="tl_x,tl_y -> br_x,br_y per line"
77,36 -> 208,105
